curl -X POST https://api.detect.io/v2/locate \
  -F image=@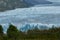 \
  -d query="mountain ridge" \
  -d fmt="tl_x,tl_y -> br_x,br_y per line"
23,0 -> 52,5
0,0 -> 29,11
0,0 -> 53,11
